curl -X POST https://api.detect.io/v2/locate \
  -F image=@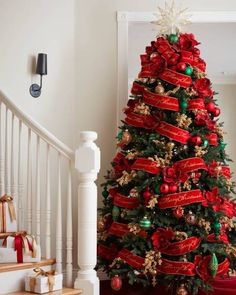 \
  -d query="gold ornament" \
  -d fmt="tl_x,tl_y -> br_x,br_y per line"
193,67 -> 206,79
125,149 -> 140,160
109,257 -> 123,268
185,87 -> 197,97
97,217 -> 106,232
134,102 -> 150,115
149,155 -> 167,168
97,231 -> 108,242
176,114 -> 192,129
128,223 -> 141,235
116,170 -> 137,186
220,216 -> 234,231
194,145 -> 207,157
155,82 -> 165,94
117,129 -> 132,147
176,284 -> 188,295
197,218 -> 211,233
183,179 -> 191,191
185,211 -> 196,225
166,142 -> 175,151
174,231 -> 188,241
144,250 -> 162,276
147,196 -> 159,209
